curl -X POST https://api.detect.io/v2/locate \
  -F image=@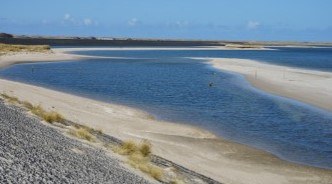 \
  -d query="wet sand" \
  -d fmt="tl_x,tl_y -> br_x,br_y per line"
1,48 -> 332,184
